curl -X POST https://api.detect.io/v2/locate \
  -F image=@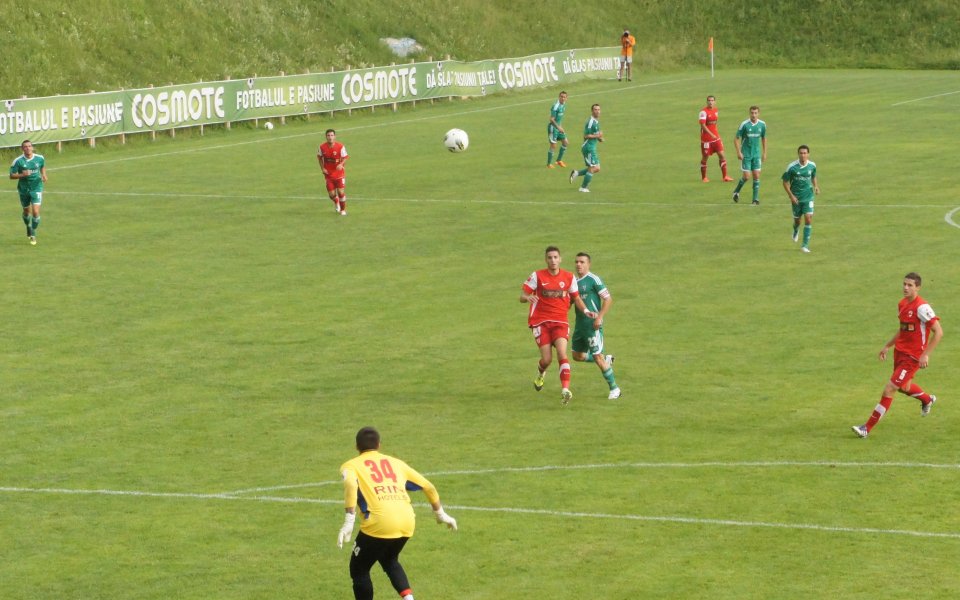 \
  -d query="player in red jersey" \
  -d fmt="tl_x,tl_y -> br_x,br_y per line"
852,273 -> 943,438
520,246 -> 596,405
318,128 -> 350,215
698,95 -> 733,183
